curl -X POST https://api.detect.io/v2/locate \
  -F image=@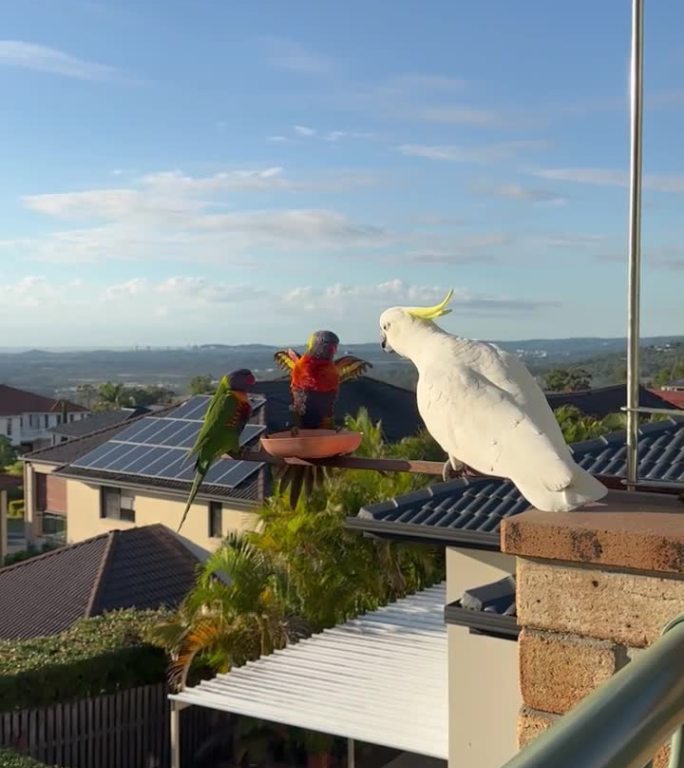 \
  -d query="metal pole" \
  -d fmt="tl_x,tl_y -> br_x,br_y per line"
169,701 -> 189,768
626,0 -> 645,489
347,738 -> 355,768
